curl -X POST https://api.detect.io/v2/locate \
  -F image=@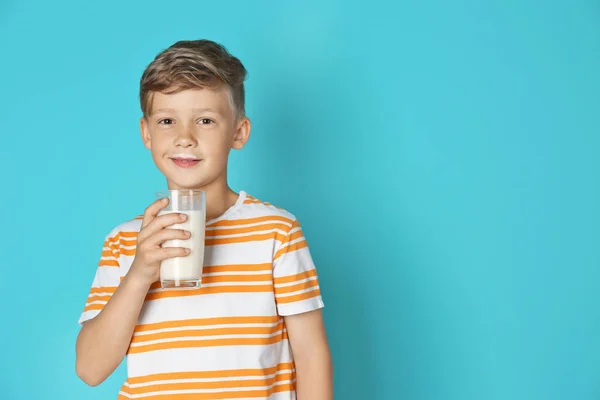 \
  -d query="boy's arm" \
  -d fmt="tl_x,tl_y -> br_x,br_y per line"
76,274 -> 151,386
76,199 -> 190,386
285,309 -> 334,400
